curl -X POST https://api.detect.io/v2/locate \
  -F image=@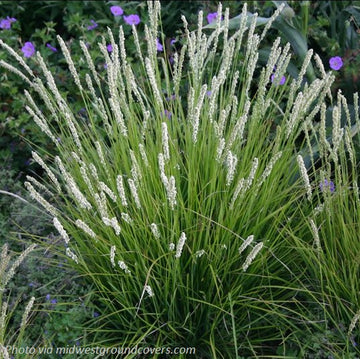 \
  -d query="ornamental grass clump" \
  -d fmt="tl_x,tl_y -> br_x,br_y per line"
1,1 -> 360,356
0,244 -> 37,359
